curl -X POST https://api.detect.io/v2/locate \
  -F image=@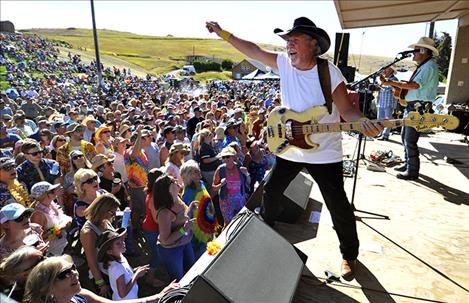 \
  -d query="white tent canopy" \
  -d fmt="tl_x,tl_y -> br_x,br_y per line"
242,69 -> 265,80
255,71 -> 280,80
